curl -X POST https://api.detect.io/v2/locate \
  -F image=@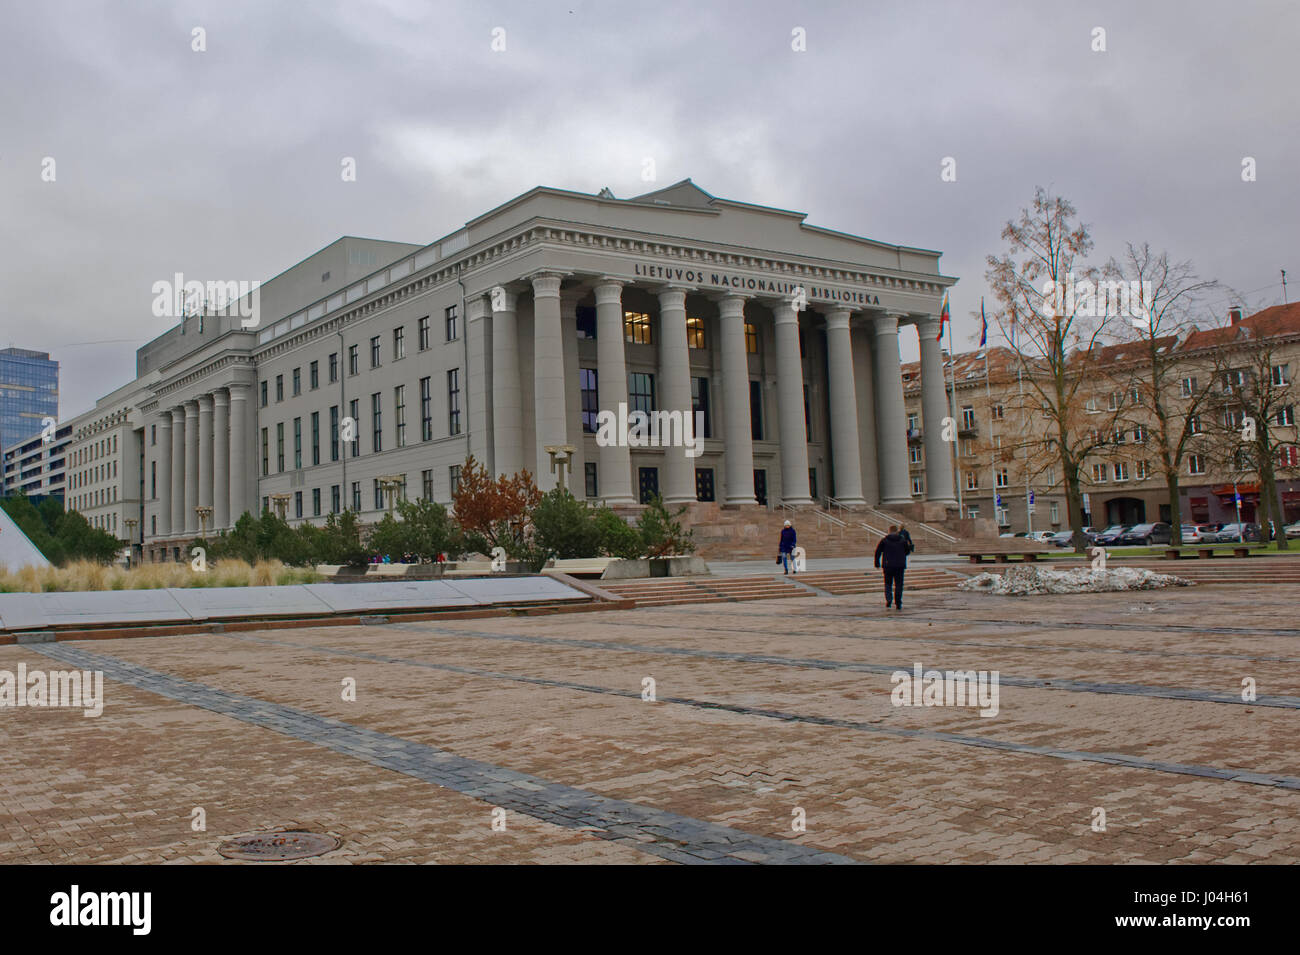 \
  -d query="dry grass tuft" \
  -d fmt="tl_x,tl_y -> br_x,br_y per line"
0,559 -> 322,593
